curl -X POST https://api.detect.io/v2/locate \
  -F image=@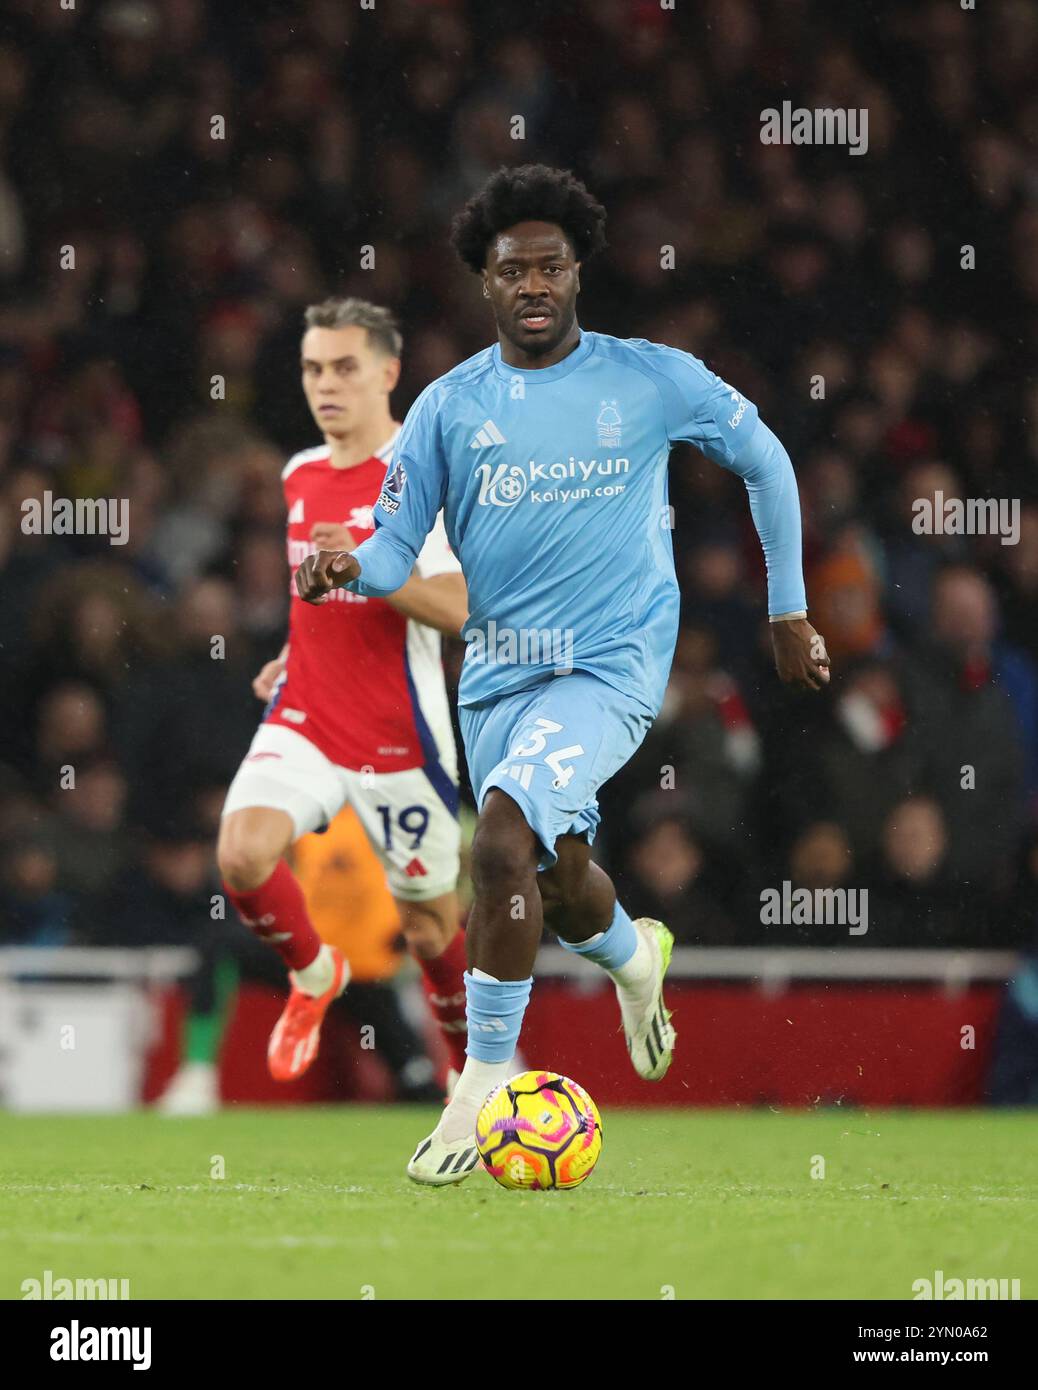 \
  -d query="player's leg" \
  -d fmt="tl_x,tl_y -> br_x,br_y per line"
218,804 -> 338,990
541,835 -> 675,1082
395,893 -> 468,1084
416,796 -> 672,1159
404,690 -> 539,1181
408,784 -> 541,1182
409,685 -> 582,1182
218,724 -> 350,1079
407,675 -> 675,1183
343,764 -> 468,1084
